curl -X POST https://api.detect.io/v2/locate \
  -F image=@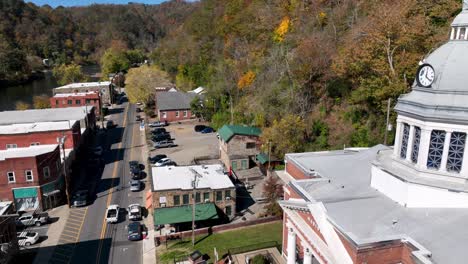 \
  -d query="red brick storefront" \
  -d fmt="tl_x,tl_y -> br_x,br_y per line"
50,91 -> 101,115
159,109 -> 193,122
0,145 -> 62,211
